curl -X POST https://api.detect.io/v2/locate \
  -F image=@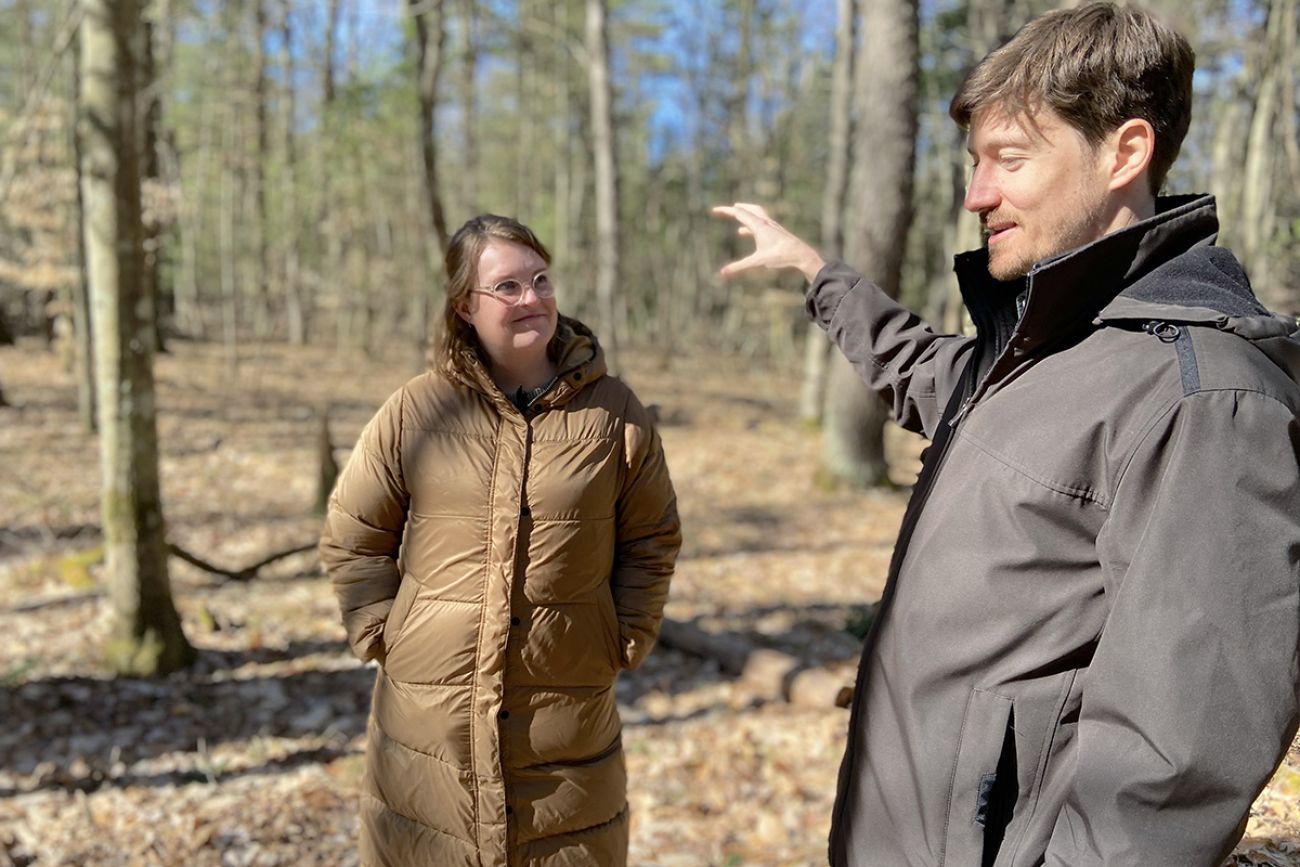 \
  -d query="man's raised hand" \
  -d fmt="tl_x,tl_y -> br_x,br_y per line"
711,203 -> 826,282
